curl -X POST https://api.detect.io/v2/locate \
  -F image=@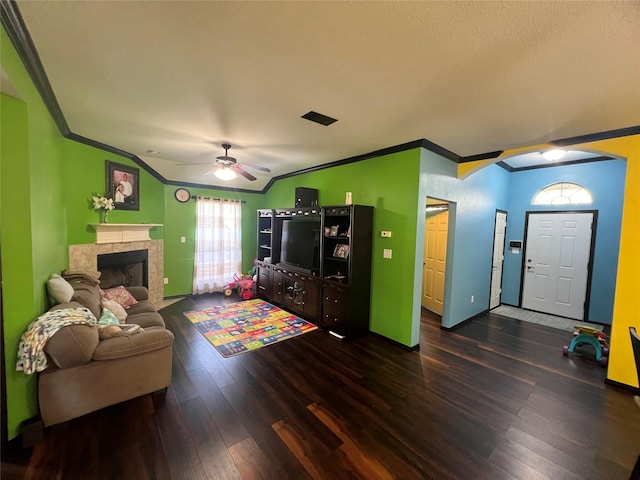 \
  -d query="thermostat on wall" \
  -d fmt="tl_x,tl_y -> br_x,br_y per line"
509,241 -> 522,249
